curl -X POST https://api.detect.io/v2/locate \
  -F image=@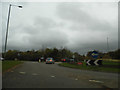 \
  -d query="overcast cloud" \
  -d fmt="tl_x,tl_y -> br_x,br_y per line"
1,2 -> 118,55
